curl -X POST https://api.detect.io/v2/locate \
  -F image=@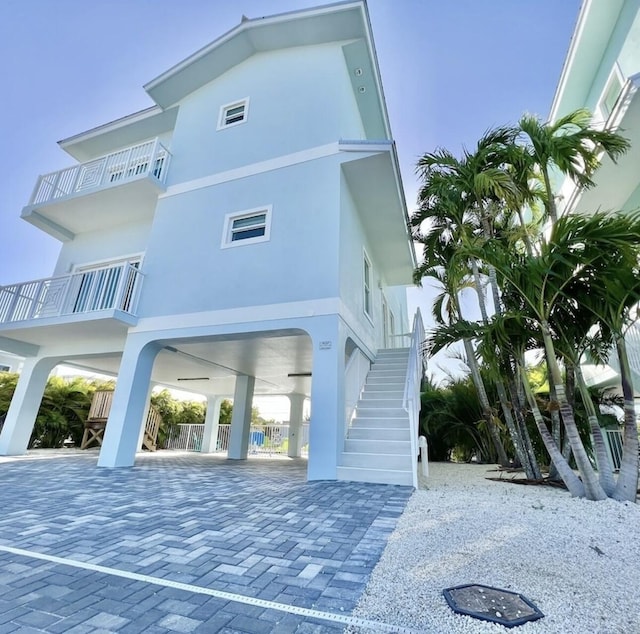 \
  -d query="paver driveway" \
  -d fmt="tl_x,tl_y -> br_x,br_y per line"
0,452 -> 412,633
